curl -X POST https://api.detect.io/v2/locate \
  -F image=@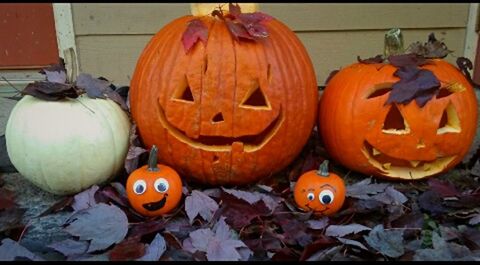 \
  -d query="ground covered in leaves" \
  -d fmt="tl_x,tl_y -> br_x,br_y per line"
1,128 -> 480,261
